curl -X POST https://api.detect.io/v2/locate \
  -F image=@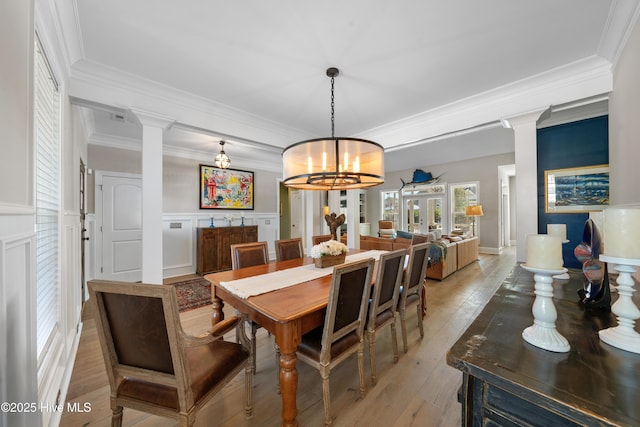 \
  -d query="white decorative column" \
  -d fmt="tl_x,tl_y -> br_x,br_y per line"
130,108 -> 175,284
346,190 -> 361,249
304,190 -> 322,249
501,108 -> 549,263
